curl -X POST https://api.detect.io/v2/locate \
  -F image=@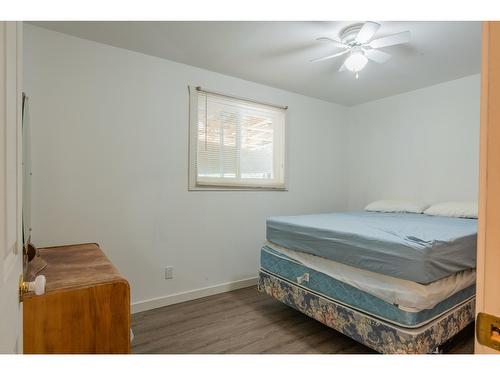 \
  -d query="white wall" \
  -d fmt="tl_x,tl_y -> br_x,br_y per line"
346,75 -> 480,209
23,25 -> 349,309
